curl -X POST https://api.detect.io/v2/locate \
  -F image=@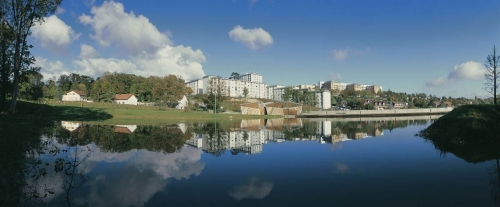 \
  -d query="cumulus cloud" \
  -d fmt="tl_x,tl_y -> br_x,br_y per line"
79,1 -> 171,54
31,15 -> 80,53
329,72 -> 342,81
425,61 -> 485,88
33,57 -> 71,80
79,44 -> 100,59
448,61 -> 485,81
72,1 -> 206,80
228,176 -> 273,200
229,25 -> 273,50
